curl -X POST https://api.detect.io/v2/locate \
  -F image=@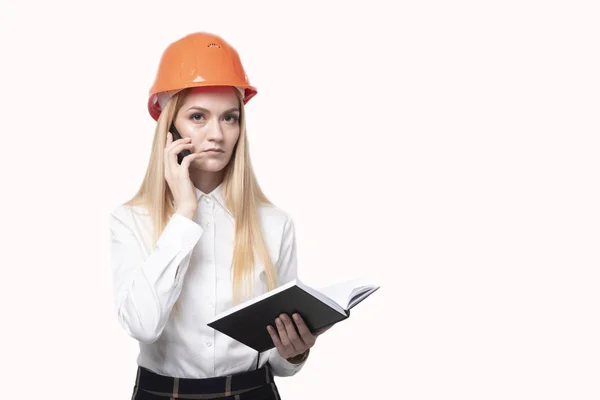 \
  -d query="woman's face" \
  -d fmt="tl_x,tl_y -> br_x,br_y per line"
173,86 -> 241,172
